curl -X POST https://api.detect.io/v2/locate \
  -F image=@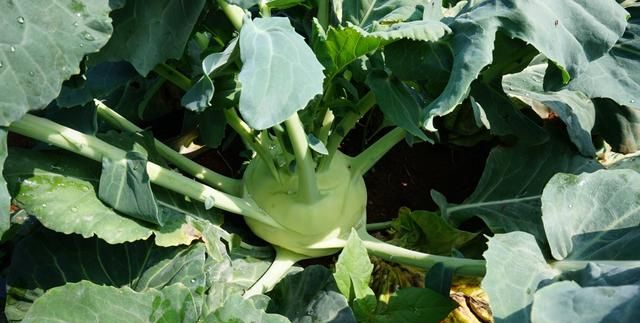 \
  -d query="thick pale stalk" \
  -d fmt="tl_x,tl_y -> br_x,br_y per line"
357,230 -> 487,276
9,114 -> 281,229
243,247 -> 306,297
351,127 -> 406,177
284,113 -> 320,203
321,91 -> 376,170
95,100 -> 243,196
